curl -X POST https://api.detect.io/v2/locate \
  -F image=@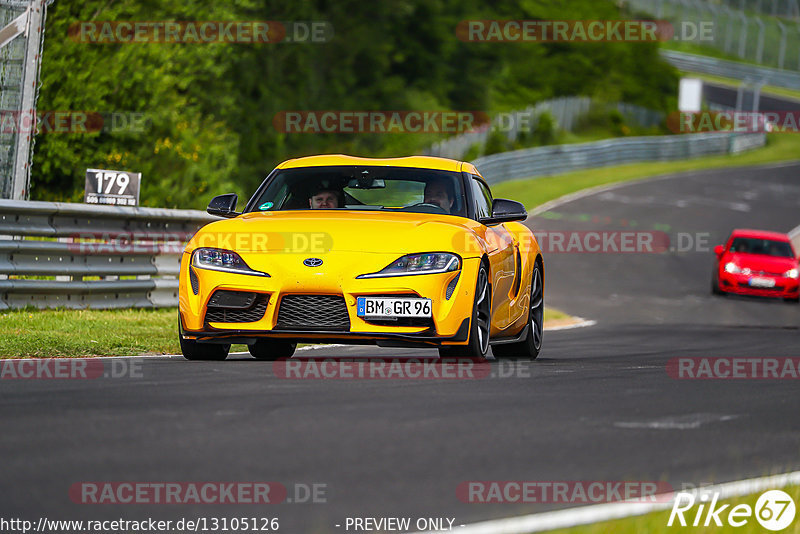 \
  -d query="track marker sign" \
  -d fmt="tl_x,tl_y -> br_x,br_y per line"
84,169 -> 141,206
